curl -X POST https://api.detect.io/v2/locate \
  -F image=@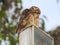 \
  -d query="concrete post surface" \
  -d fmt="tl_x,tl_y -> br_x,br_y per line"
19,27 -> 34,45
